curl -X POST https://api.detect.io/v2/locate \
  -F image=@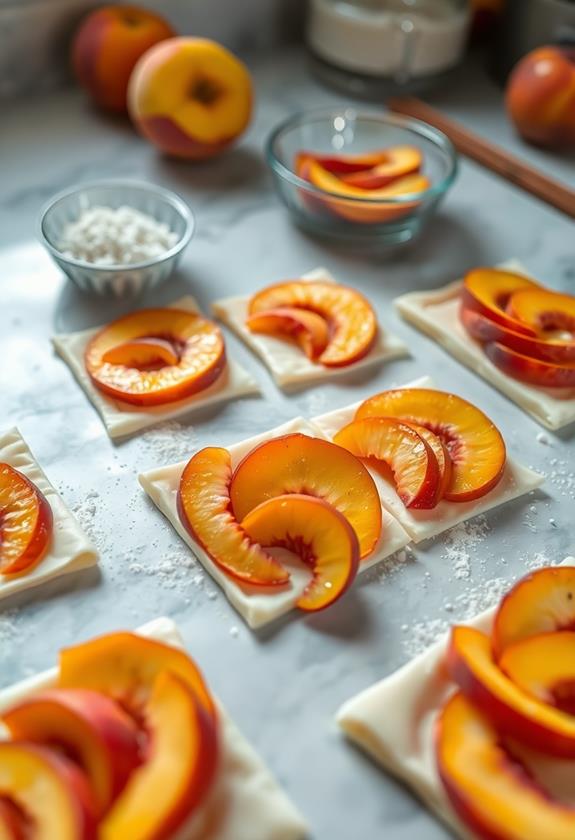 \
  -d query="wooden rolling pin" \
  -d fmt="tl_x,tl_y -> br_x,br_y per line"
388,96 -> 575,220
